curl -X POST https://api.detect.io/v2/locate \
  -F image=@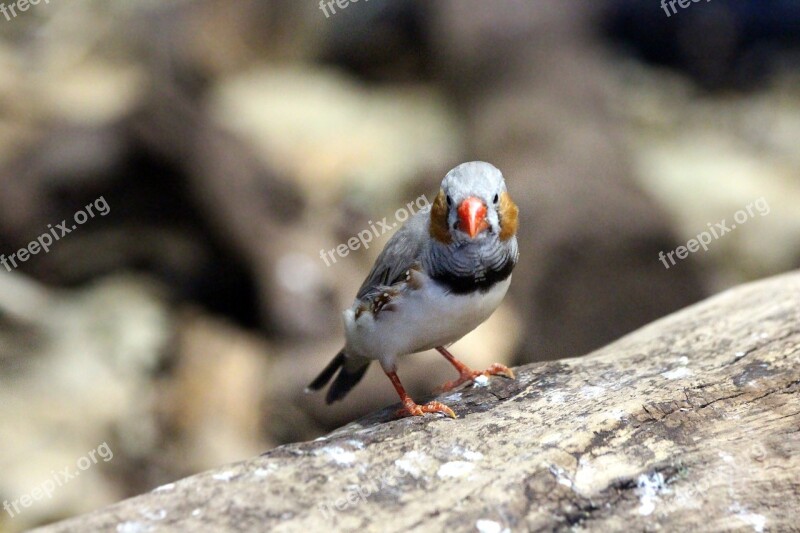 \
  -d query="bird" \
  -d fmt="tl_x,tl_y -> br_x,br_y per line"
307,161 -> 519,418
